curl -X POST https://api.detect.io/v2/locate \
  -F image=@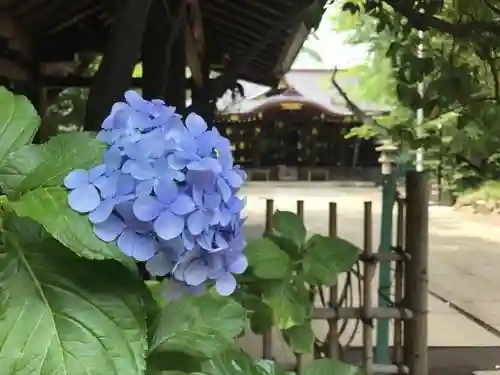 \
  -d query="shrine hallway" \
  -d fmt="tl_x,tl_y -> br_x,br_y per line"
238,181 -> 500,375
